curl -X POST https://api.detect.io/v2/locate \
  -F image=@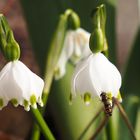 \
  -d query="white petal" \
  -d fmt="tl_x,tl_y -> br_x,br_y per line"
71,53 -> 121,99
54,50 -> 68,80
54,31 -> 74,80
70,28 -> 92,63
63,31 -> 75,57
55,28 -> 92,80
71,55 -> 97,97
0,60 -> 44,110
89,53 -> 121,97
